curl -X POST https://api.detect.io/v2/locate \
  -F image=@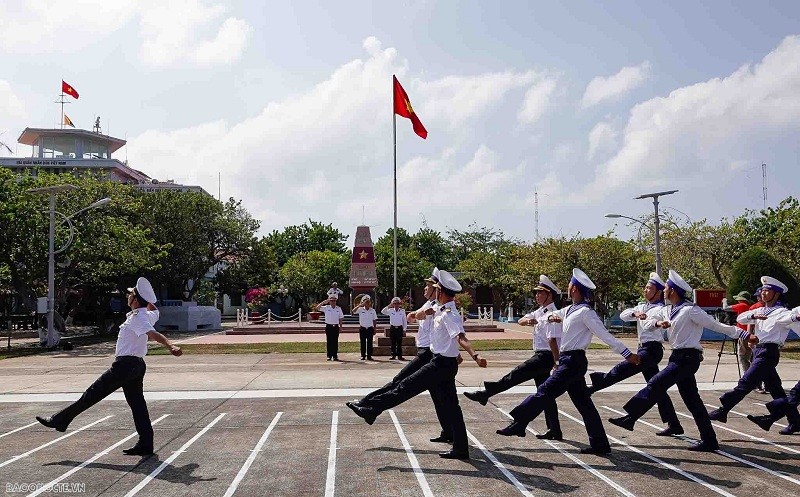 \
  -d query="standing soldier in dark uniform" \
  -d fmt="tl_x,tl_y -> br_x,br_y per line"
347,270 -> 488,460
587,272 -> 684,437
464,275 -> 563,440
317,295 -> 344,361
497,268 -> 640,455
382,297 -> 408,360
36,278 -> 182,456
